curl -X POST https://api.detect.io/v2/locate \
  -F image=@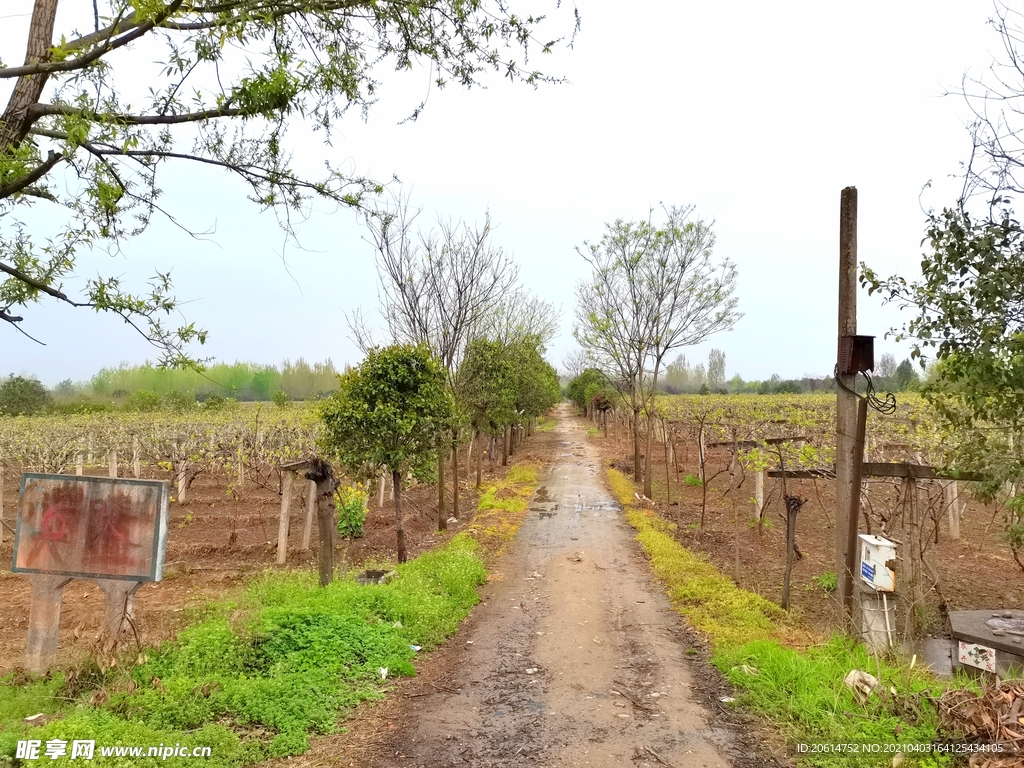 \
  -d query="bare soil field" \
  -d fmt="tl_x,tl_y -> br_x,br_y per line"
0,455 -> 502,674
595,422 -> 1024,645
